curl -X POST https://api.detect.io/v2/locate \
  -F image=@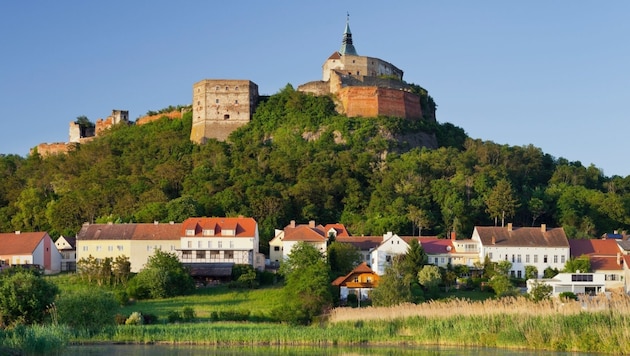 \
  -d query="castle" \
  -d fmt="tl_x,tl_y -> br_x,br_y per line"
37,16 -> 432,153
